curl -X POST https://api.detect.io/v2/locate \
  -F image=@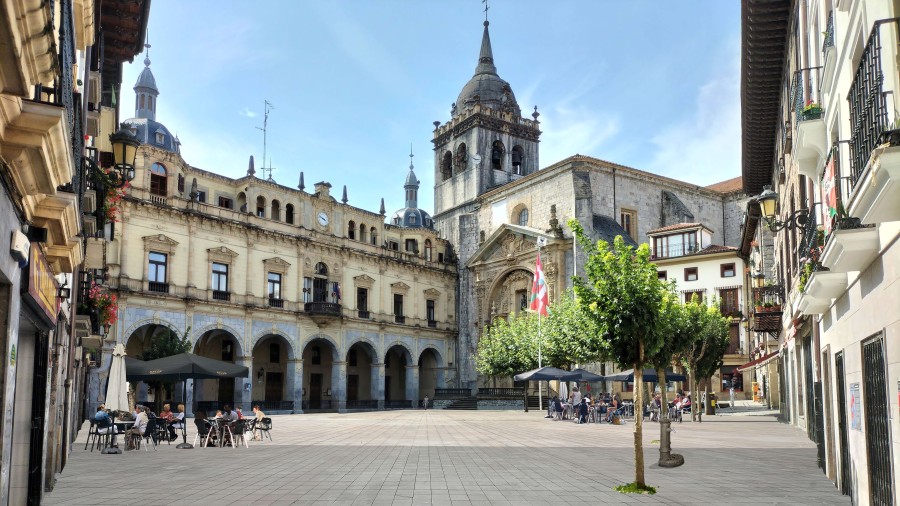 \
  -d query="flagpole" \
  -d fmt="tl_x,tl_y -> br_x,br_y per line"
538,310 -> 543,413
